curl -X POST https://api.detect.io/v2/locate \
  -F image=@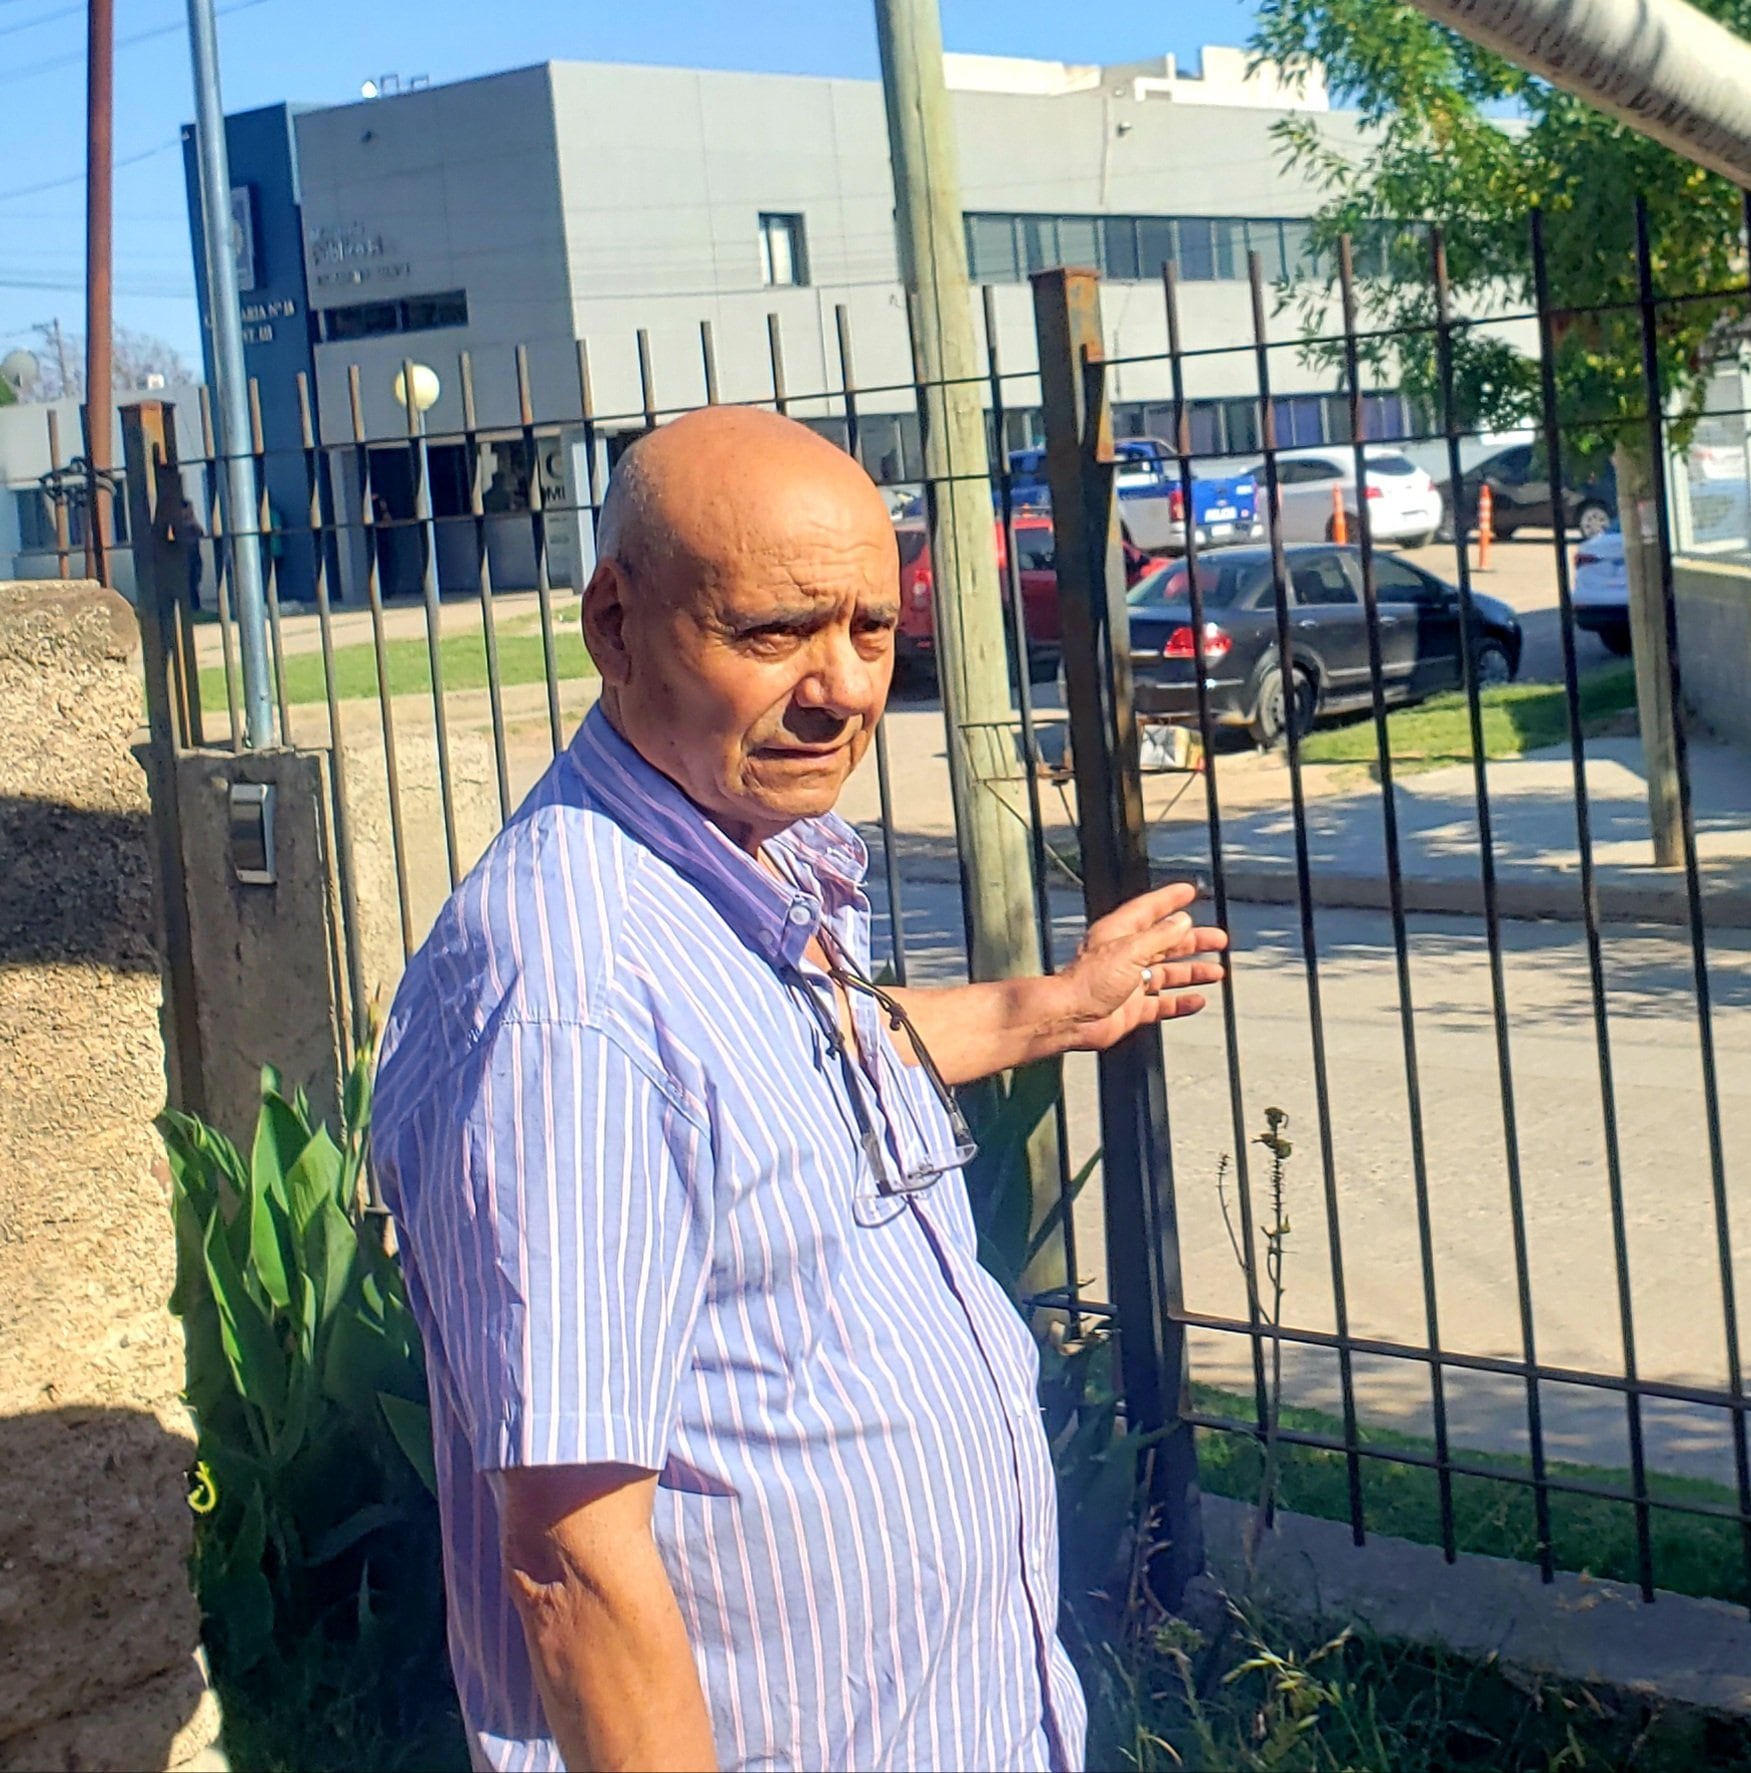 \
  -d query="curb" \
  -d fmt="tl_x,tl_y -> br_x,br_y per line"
879,846 -> 1751,930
